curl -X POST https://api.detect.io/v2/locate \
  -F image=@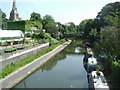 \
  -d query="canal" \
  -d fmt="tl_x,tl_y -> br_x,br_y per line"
13,40 -> 88,88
